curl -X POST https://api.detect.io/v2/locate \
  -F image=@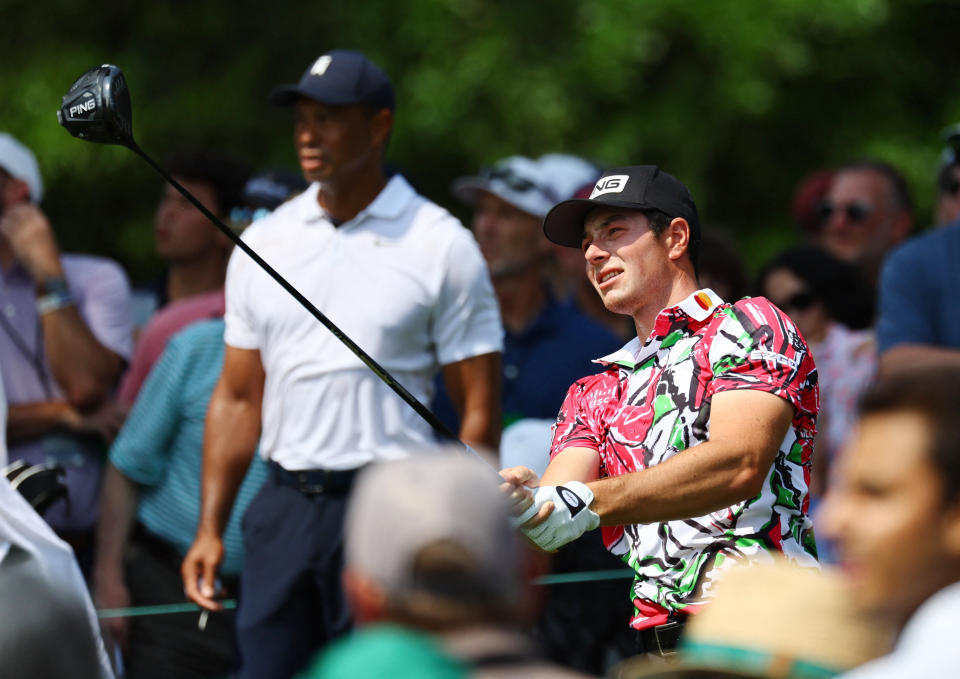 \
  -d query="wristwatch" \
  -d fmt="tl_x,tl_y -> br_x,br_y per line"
38,277 -> 70,296
36,277 -> 76,315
